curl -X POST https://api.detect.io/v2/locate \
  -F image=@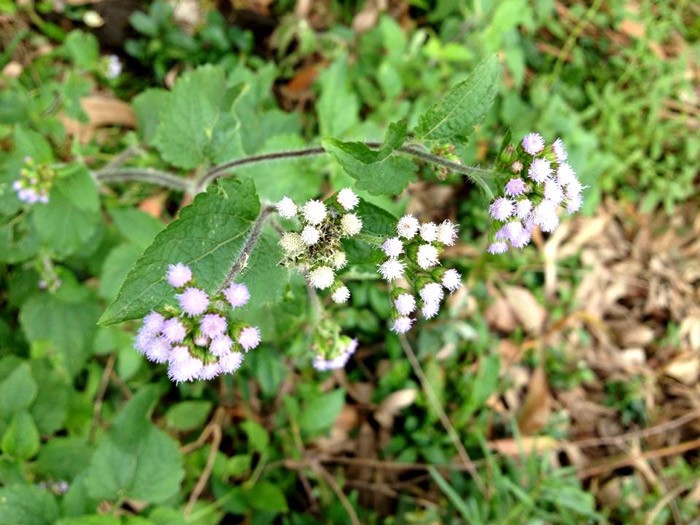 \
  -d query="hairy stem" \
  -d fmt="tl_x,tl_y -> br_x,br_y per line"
95,168 -> 194,193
